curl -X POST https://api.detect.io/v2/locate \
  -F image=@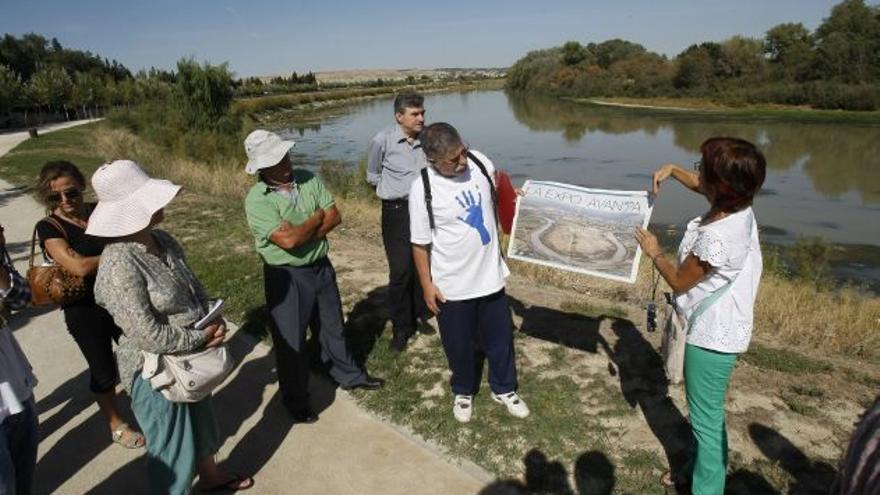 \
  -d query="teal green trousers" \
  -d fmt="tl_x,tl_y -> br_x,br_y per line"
684,343 -> 738,495
130,376 -> 220,495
